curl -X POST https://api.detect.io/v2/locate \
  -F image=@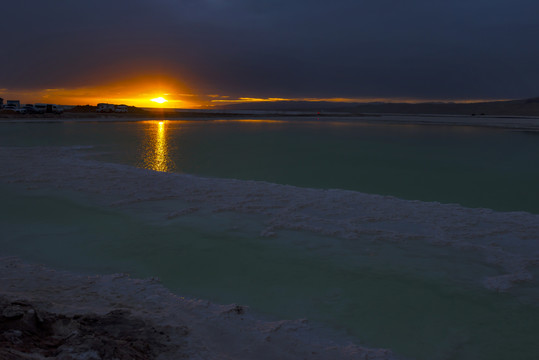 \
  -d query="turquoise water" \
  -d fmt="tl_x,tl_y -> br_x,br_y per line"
1,118 -> 538,213
1,118 -> 539,359
1,183 -> 539,360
